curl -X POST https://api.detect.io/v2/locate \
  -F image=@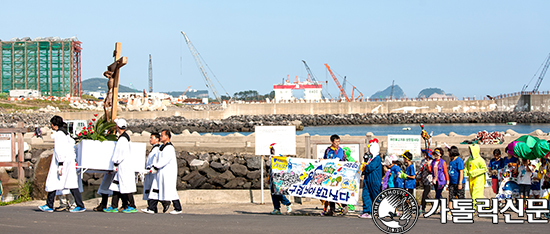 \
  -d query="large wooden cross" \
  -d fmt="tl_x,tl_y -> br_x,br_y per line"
103,42 -> 127,122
